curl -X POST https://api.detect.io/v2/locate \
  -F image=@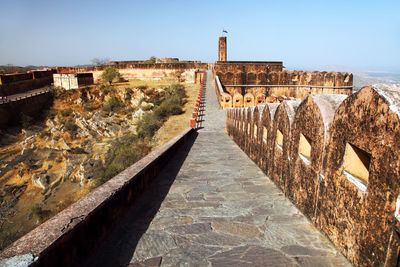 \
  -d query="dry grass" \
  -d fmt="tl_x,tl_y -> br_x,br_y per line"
128,78 -> 179,88
152,83 -> 200,149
